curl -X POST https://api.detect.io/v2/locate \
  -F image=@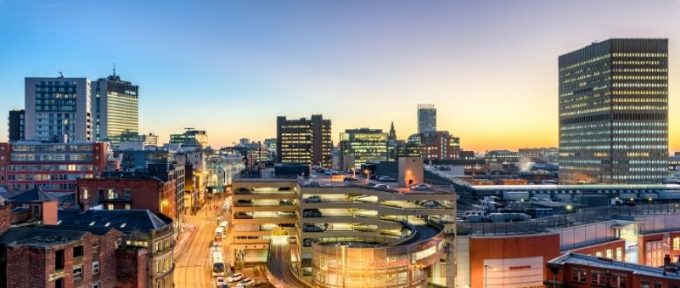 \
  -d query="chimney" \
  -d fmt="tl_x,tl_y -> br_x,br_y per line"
664,254 -> 672,266
0,197 -> 11,235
